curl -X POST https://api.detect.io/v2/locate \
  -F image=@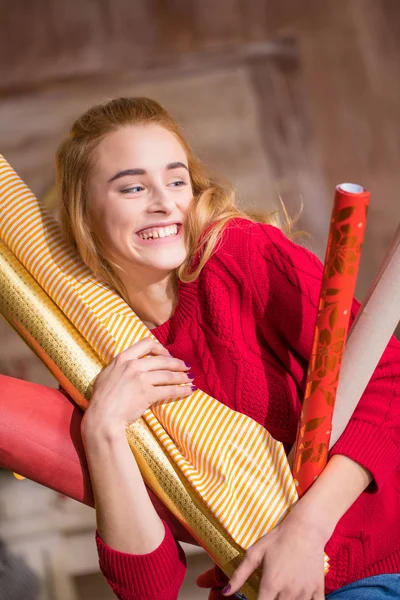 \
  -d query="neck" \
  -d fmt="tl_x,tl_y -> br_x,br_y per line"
121,270 -> 178,329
